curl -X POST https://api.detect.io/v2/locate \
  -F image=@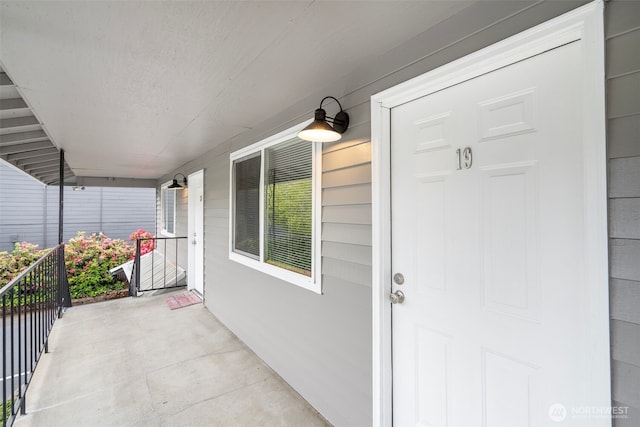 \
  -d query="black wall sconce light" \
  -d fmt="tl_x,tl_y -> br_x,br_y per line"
298,96 -> 349,143
168,173 -> 188,189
